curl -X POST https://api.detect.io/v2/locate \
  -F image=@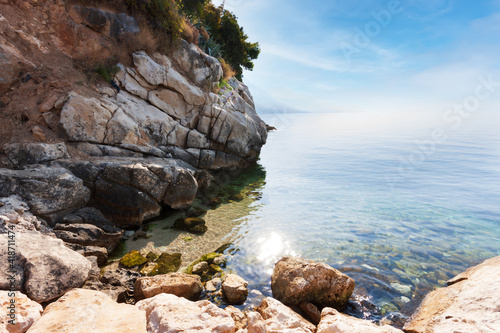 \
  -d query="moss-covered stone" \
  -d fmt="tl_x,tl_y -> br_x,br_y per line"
145,251 -> 159,262
186,208 -> 207,218
209,264 -> 223,273
215,243 -> 231,253
120,250 -> 148,268
140,262 -> 157,275
228,194 -> 244,201
148,253 -> 181,276
184,252 -> 222,274
173,217 -> 207,234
